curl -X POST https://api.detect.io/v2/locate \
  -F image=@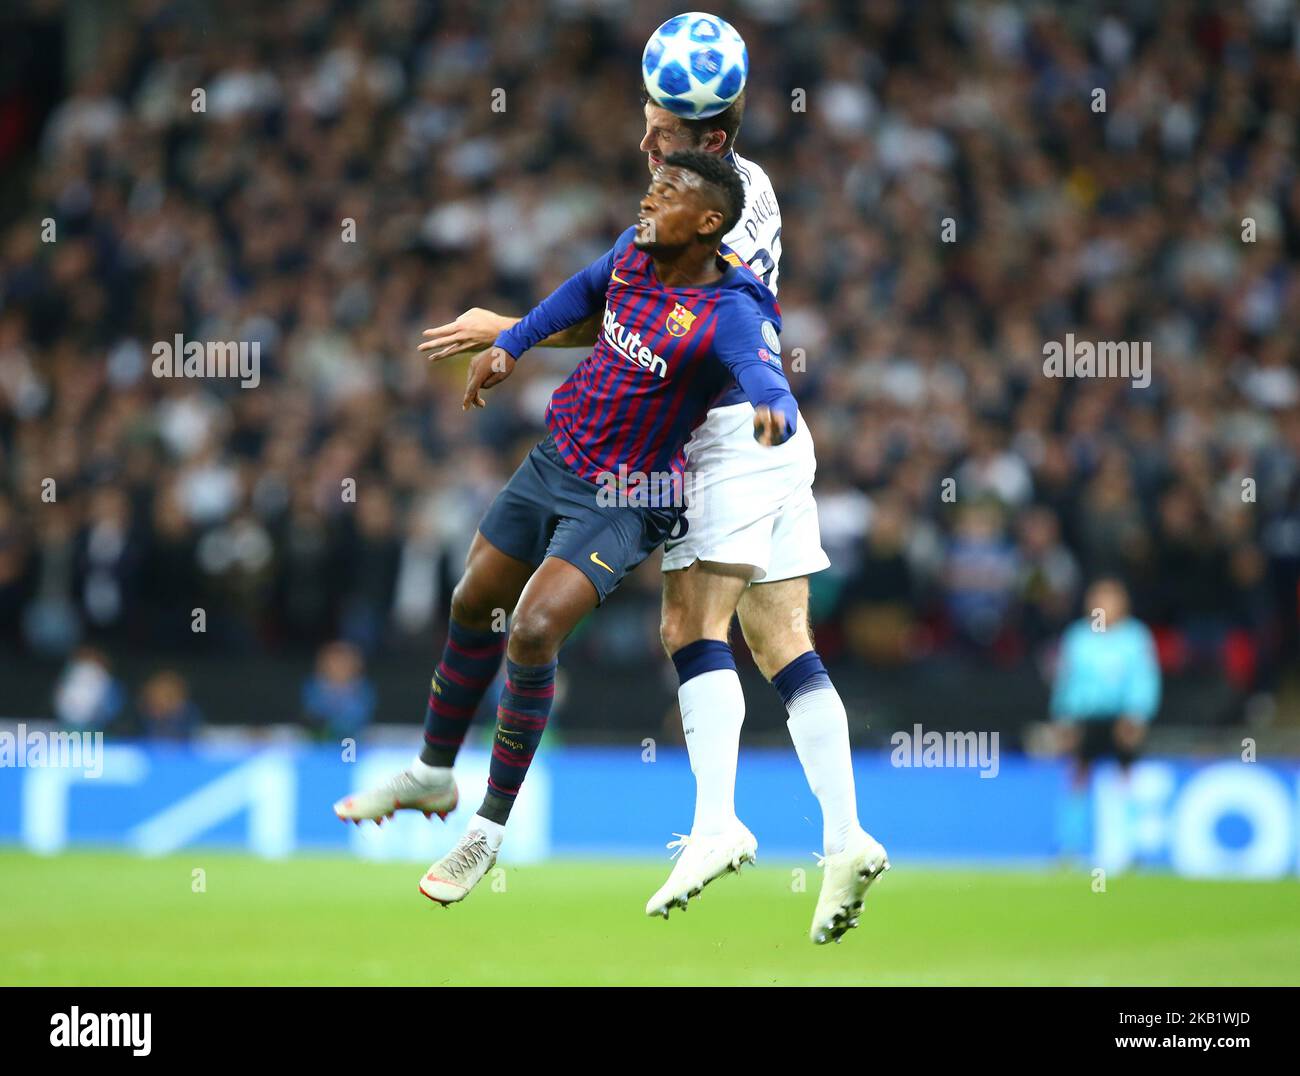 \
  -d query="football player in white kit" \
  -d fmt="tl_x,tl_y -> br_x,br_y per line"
420,91 -> 889,944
